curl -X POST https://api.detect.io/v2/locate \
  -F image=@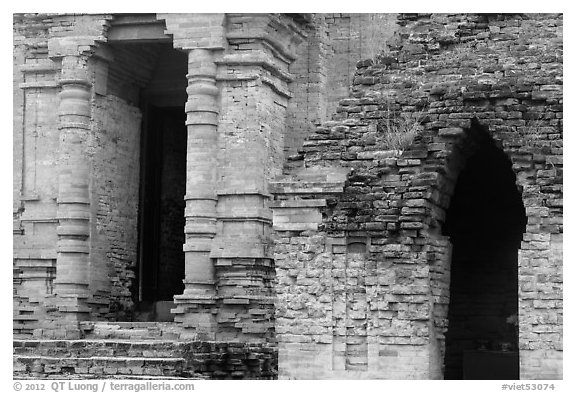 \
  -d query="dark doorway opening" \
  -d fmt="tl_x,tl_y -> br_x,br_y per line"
442,126 -> 527,379
137,105 -> 186,319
